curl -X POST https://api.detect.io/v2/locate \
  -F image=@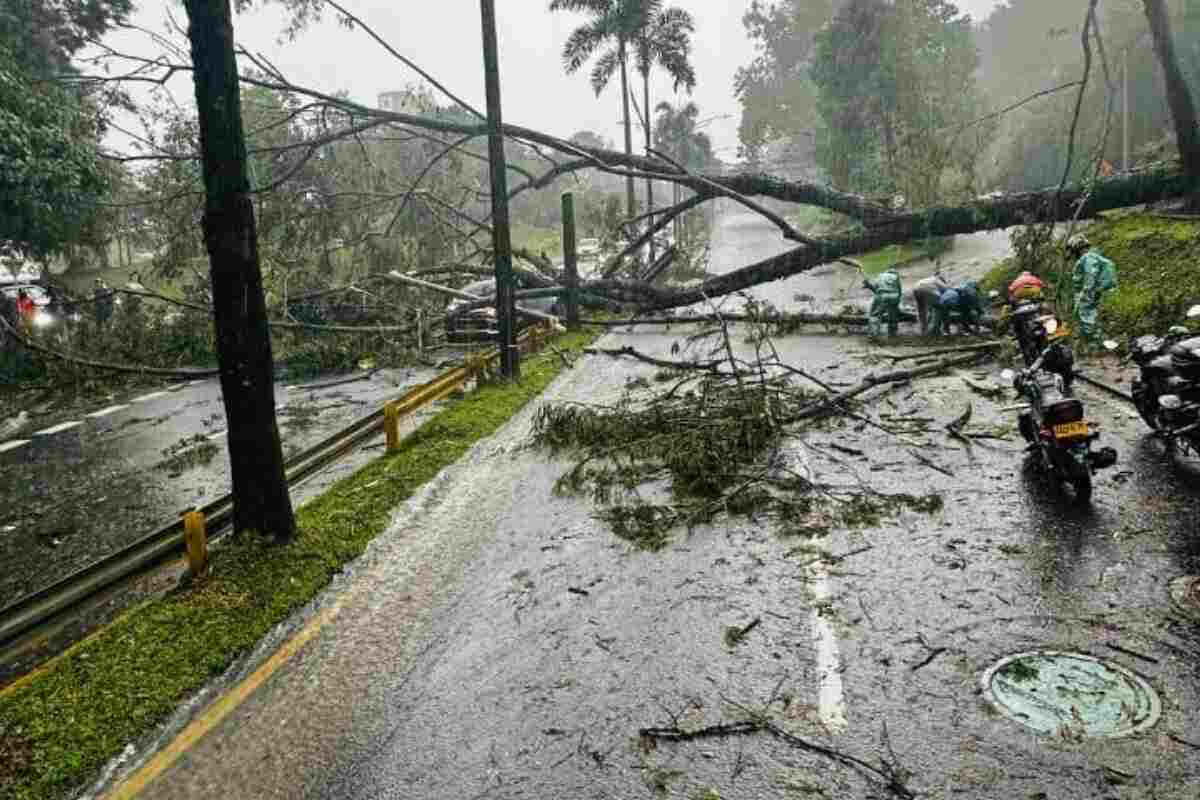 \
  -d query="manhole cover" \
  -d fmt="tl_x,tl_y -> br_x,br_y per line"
982,650 -> 1161,738
1169,576 -> 1200,618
